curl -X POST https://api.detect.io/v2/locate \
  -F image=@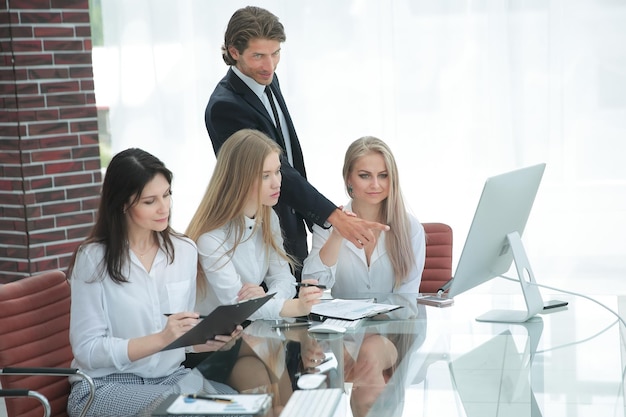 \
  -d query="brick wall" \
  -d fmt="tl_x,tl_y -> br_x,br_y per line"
0,0 -> 101,283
